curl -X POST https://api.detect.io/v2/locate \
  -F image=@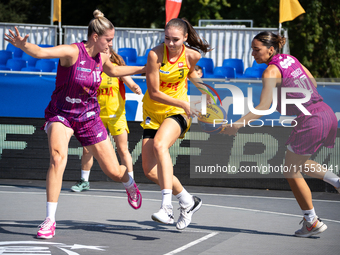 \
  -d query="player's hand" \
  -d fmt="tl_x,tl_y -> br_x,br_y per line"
132,85 -> 142,95
4,27 -> 29,49
207,94 -> 213,105
182,101 -> 199,118
192,94 -> 213,106
220,124 -> 239,136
